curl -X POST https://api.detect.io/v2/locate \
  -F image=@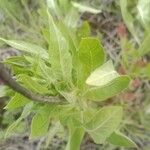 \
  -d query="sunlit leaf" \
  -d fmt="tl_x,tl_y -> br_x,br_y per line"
137,0 -> 150,30
85,75 -> 130,101
86,60 -> 119,86
77,37 -> 105,88
46,0 -> 60,16
72,2 -> 101,14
